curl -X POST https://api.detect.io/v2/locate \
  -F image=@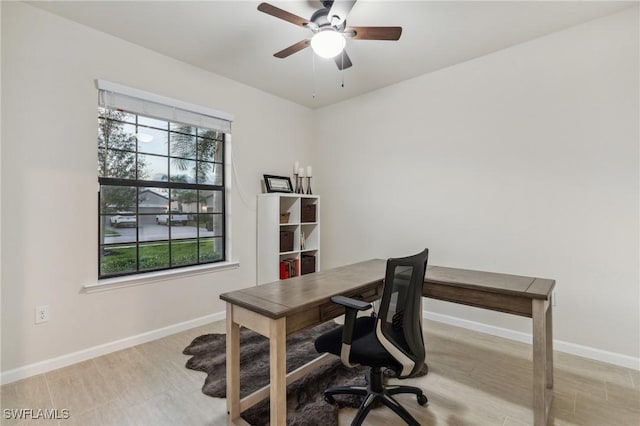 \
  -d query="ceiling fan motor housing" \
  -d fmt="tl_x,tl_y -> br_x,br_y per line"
310,7 -> 346,32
